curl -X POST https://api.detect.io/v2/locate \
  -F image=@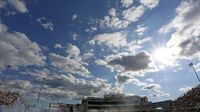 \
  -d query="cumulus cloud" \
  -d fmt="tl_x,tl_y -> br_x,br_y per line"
66,43 -> 80,57
37,17 -> 54,31
117,75 -> 130,84
100,12 -> 129,29
146,78 -> 154,83
34,73 -> 111,97
0,0 -> 28,14
159,0 -> 200,60
122,5 -> 145,22
194,63 -> 200,71
121,0 -> 134,8
108,8 -> 117,17
179,86 -> 192,93
89,32 -> 127,48
0,22 -> 8,32
54,43 -> 63,49
71,33 -> 78,40
99,5 -> 146,30
51,43 -> 91,77
99,0 -> 159,30
7,0 -> 28,13
115,73 -> 168,98
0,22 -> 45,70
132,79 -> 168,98
6,80 -> 33,90
122,37 -> 152,53
43,88 -> 77,98
85,26 -> 98,33
83,50 -> 95,60
108,52 -> 151,71
139,0 -> 159,9
142,83 -> 161,91
3,79 -> 46,107
54,43 -> 81,57
150,91 -> 170,98
26,69 -> 105,99
135,25 -> 148,36
49,53 -> 90,77
95,59 -> 107,66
